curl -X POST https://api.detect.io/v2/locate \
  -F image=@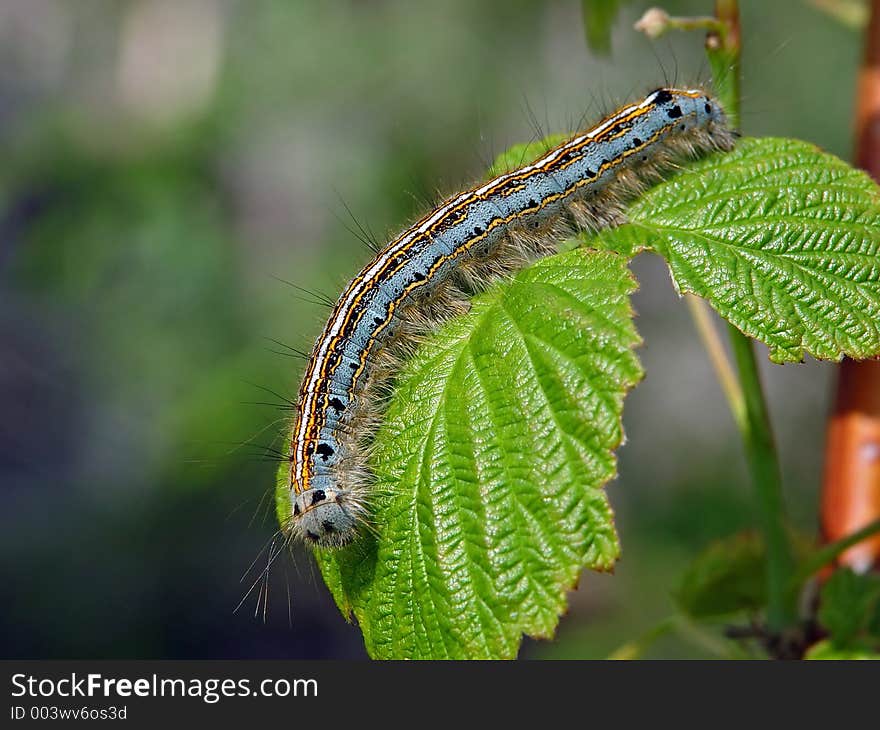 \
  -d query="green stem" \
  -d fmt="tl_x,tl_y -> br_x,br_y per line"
607,616 -> 677,660
634,8 -> 724,39
727,325 -> 796,631
607,614 -> 747,660
791,518 -> 880,589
